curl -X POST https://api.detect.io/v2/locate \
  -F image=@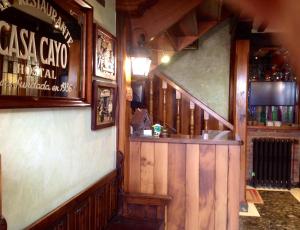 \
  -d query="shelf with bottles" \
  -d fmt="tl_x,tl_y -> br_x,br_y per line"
249,47 -> 297,82
248,105 -> 295,127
